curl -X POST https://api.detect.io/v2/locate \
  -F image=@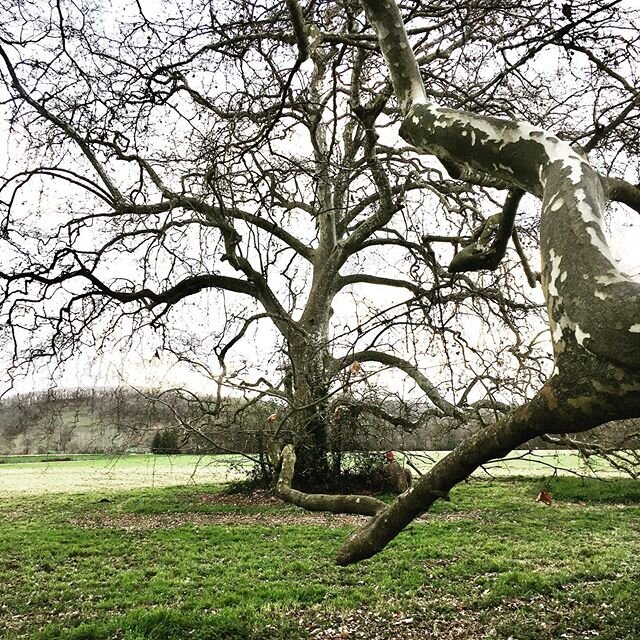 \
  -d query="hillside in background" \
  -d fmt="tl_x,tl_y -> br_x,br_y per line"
0,387 -> 471,456
0,388 -> 168,455
1,387 -> 638,460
